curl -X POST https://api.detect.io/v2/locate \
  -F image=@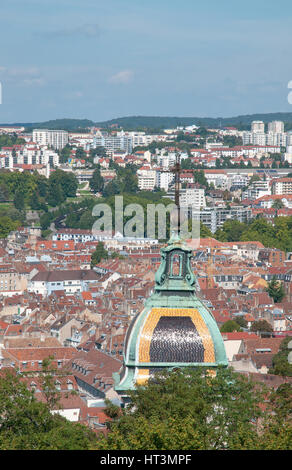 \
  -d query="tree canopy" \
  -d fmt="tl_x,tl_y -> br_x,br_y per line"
95,367 -> 292,450
266,276 -> 286,304
0,369 -> 96,450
